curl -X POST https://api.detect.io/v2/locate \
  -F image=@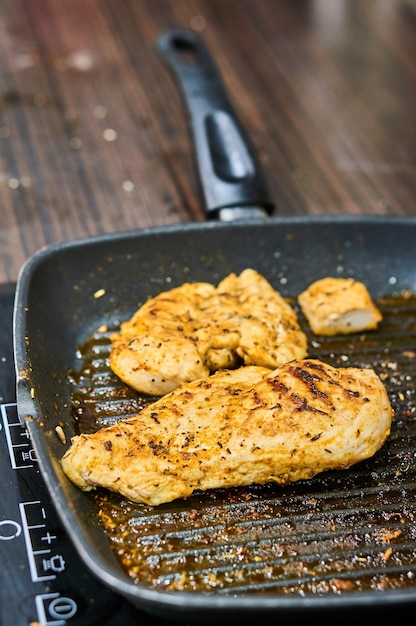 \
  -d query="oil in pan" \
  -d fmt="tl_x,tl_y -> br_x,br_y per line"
69,293 -> 416,595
